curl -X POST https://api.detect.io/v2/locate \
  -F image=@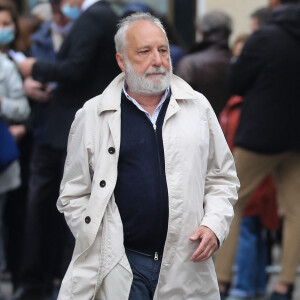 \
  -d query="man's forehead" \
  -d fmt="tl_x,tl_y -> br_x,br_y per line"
126,20 -> 168,47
